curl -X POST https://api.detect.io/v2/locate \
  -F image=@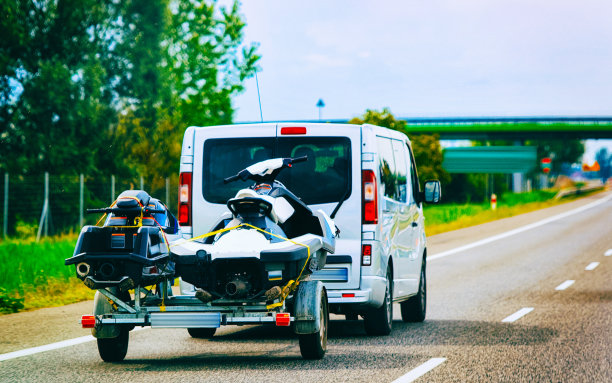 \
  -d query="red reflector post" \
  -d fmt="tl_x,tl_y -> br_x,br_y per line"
81,315 -> 96,328
342,293 -> 355,298
280,127 -> 307,135
276,313 -> 291,326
